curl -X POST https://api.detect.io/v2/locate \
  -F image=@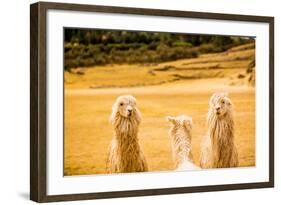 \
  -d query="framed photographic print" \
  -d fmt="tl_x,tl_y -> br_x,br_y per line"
30,1 -> 274,202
